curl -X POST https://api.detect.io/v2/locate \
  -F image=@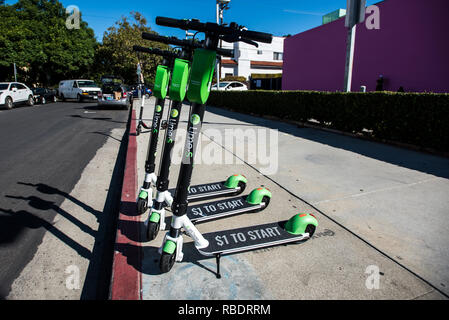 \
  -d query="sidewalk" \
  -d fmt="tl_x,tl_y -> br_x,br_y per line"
127,97 -> 448,300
